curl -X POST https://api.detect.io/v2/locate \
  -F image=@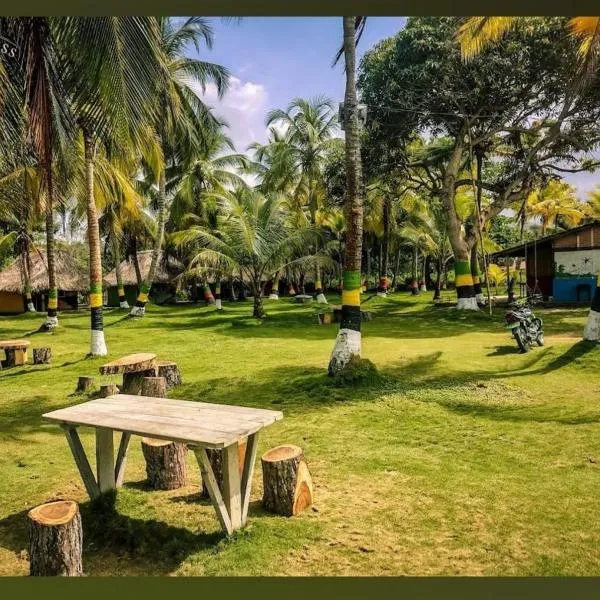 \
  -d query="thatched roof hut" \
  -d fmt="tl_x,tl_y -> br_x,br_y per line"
103,250 -> 183,287
0,248 -> 88,293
